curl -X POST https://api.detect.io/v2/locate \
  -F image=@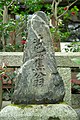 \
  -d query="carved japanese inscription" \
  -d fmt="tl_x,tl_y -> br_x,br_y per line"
12,11 -> 65,104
